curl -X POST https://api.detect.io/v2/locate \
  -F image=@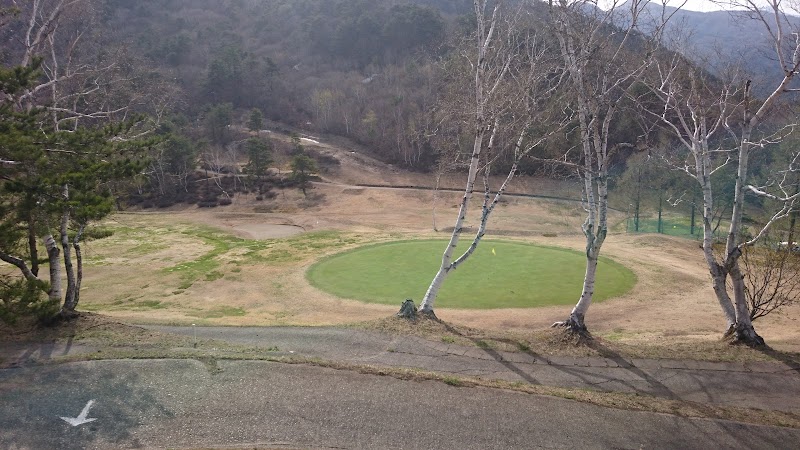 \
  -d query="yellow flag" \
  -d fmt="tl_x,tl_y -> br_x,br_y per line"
491,248 -> 496,256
